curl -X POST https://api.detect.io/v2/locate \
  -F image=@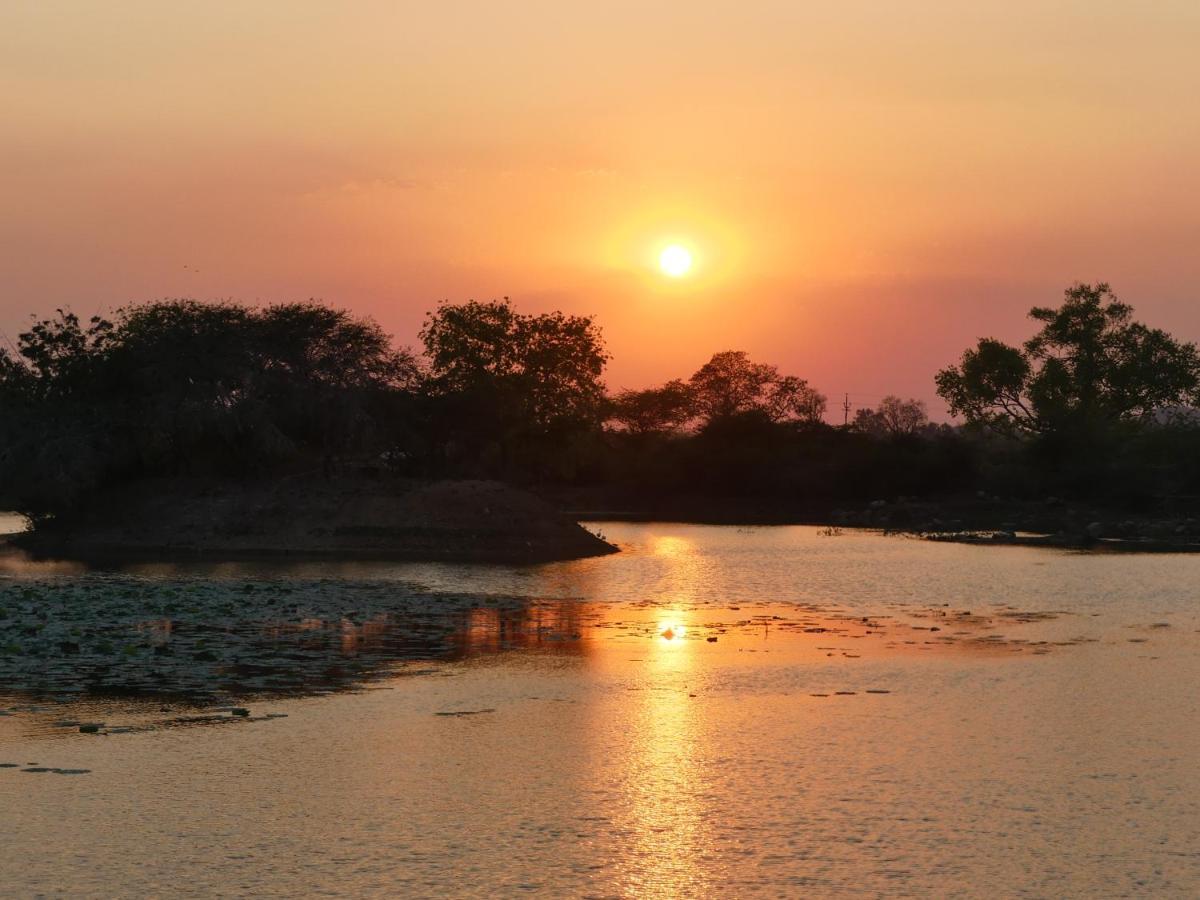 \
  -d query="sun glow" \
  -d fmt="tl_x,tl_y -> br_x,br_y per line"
658,620 -> 687,641
659,245 -> 693,278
